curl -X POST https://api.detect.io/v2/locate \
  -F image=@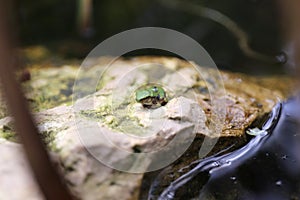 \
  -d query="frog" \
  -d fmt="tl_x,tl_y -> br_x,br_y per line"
135,85 -> 168,109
